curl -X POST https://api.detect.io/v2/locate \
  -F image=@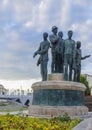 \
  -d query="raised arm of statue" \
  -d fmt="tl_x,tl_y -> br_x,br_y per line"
81,55 -> 91,60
